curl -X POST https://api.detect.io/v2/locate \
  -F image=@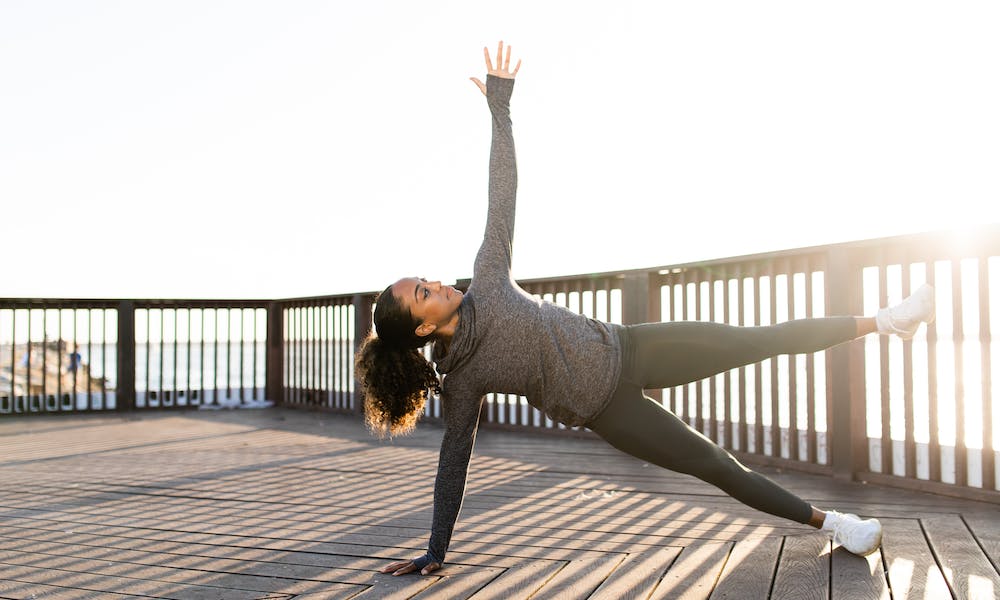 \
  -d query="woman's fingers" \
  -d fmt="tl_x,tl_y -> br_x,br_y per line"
379,558 -> 441,576
379,560 -> 412,574
478,41 -> 520,84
